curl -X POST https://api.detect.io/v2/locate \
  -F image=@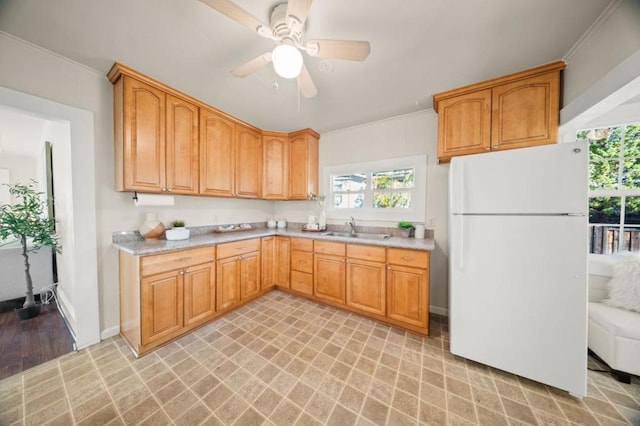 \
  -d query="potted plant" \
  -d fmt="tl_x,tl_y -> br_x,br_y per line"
0,182 -> 60,320
166,220 -> 189,241
398,221 -> 415,238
